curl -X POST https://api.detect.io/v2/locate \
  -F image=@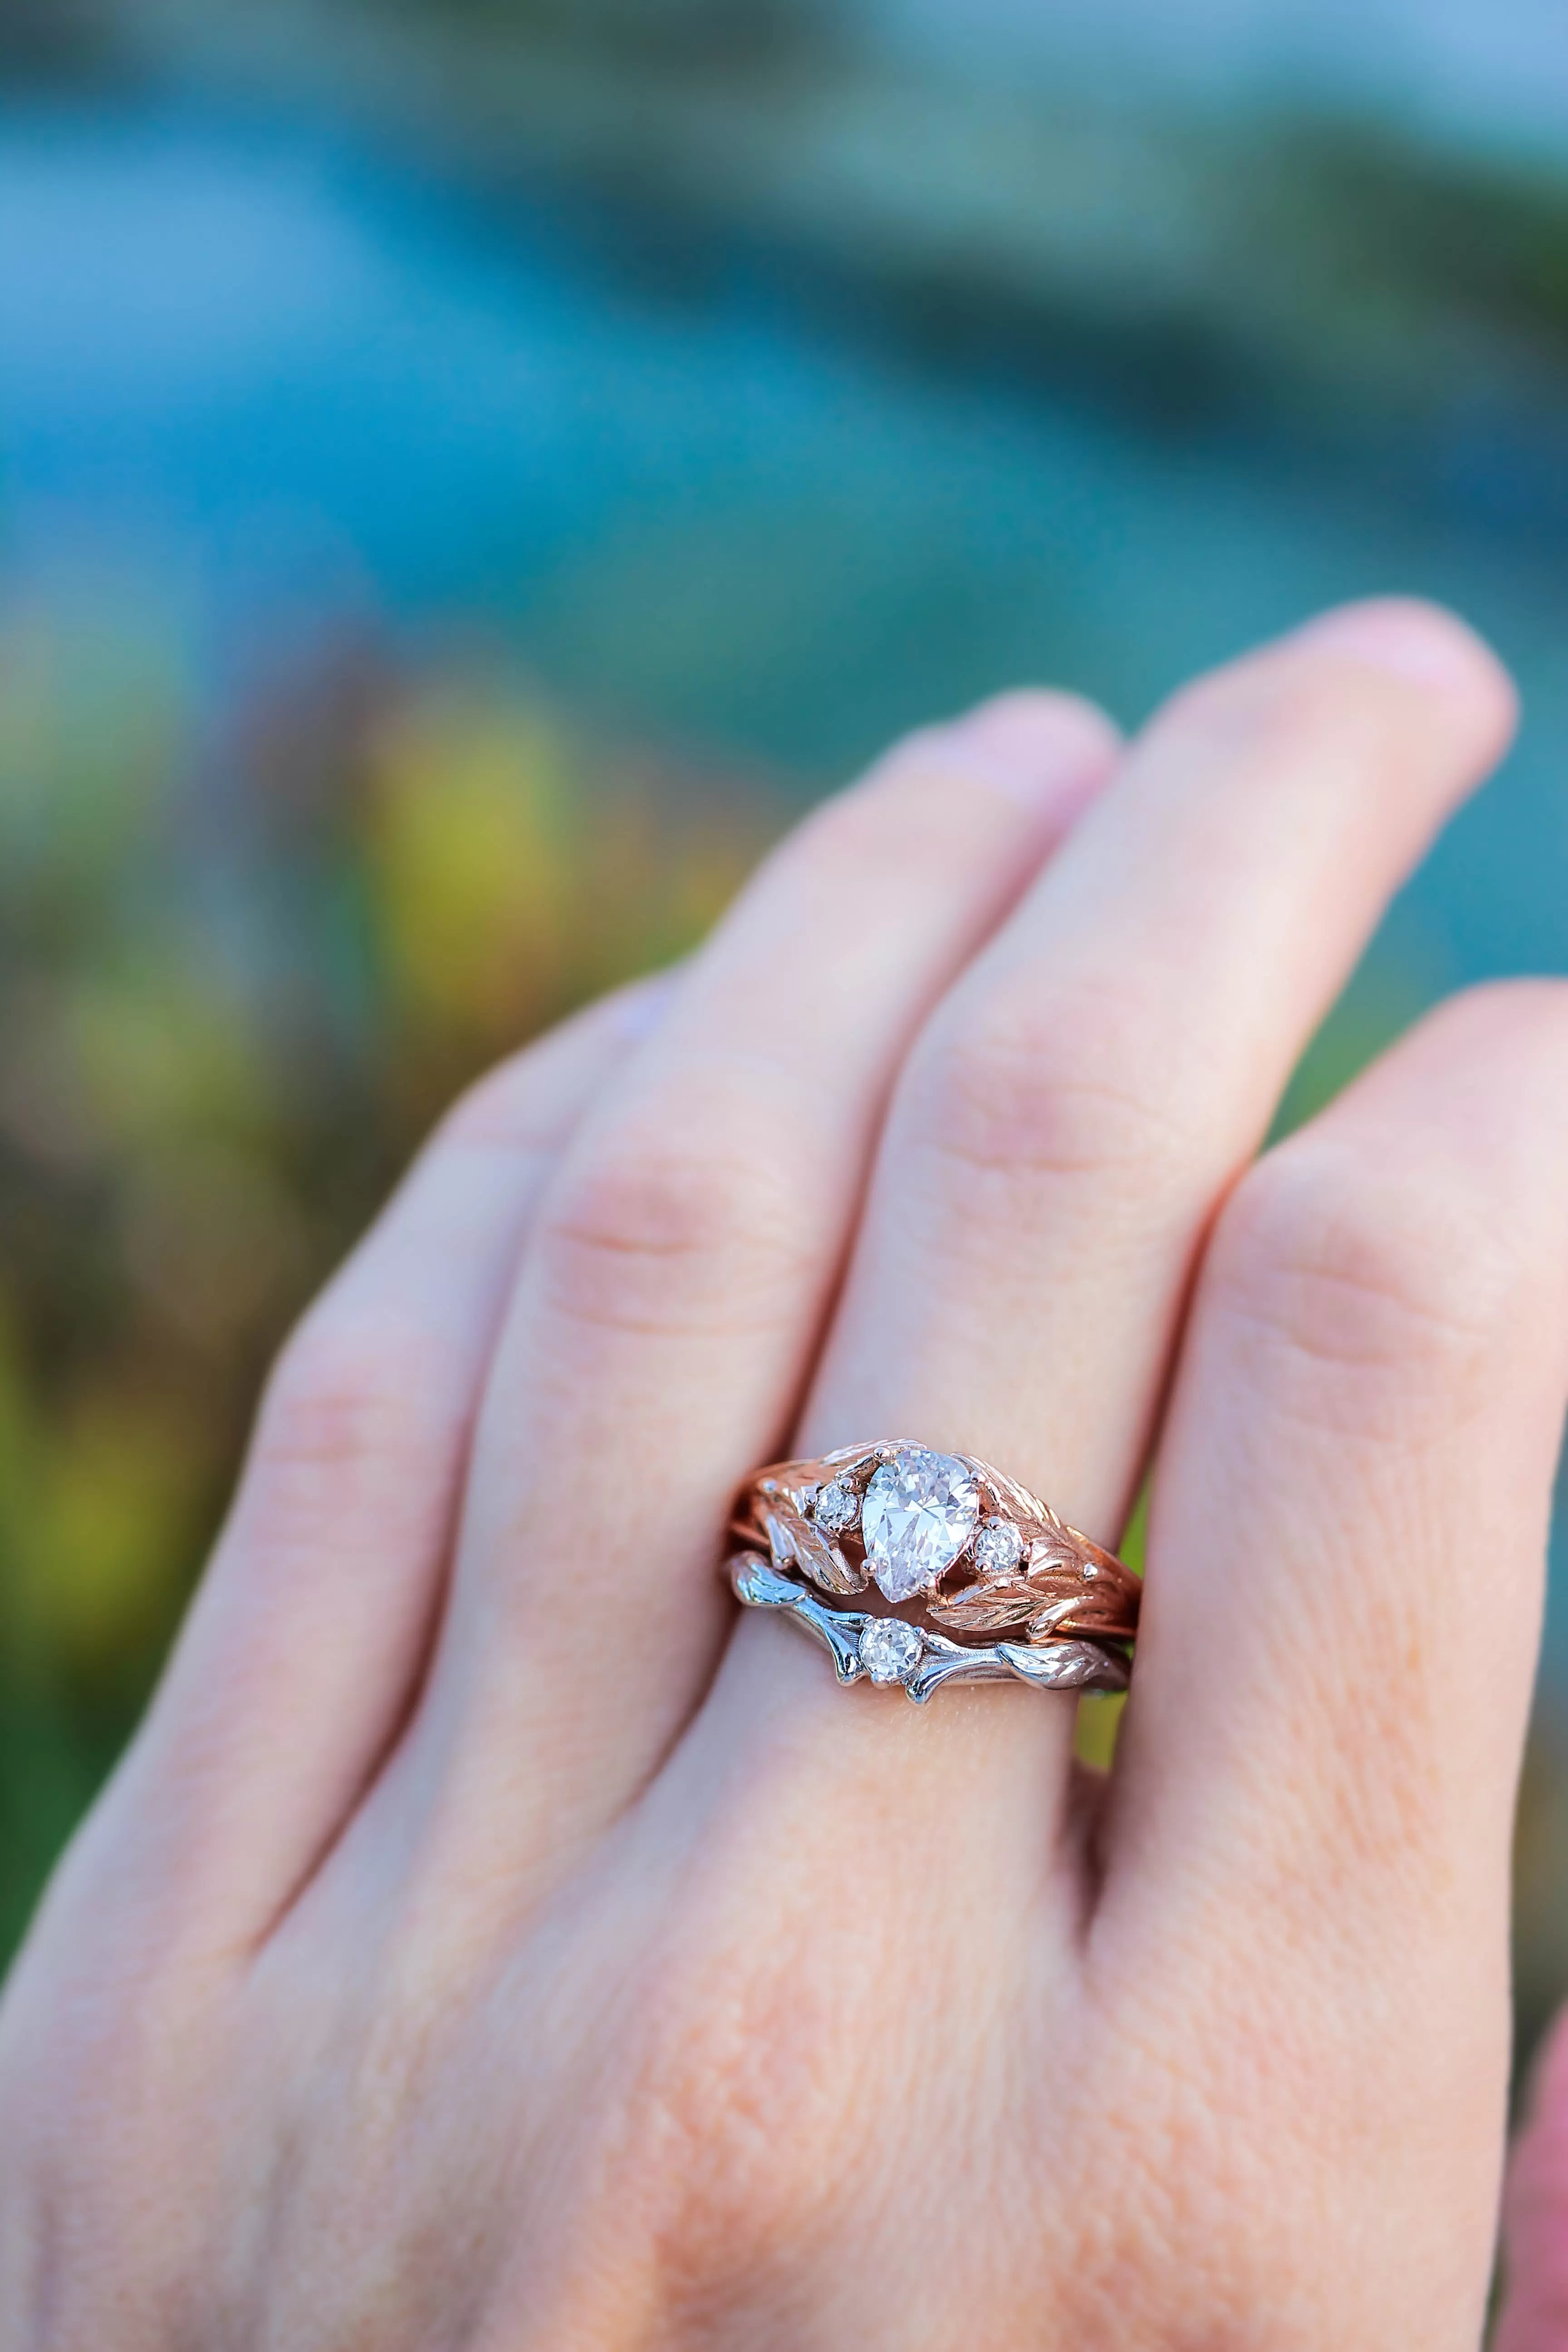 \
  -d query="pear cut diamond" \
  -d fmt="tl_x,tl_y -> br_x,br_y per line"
861,1446 -> 981,1603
